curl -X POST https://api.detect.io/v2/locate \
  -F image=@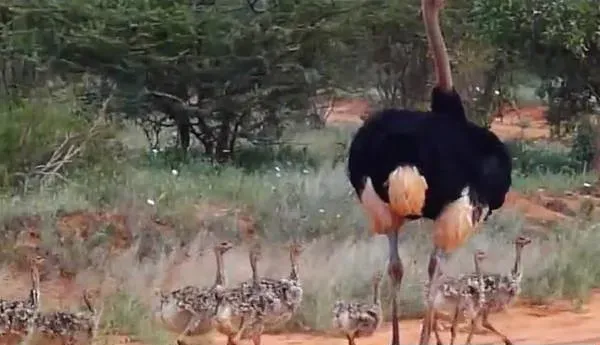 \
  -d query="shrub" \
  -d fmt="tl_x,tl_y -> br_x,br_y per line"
570,118 -> 595,166
0,99 -> 120,192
